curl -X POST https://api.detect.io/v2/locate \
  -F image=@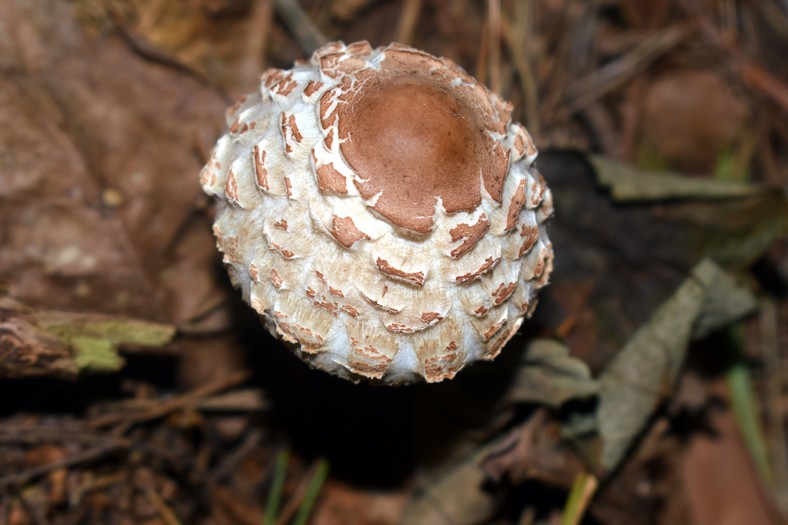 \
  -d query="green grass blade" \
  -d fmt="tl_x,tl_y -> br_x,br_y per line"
292,459 -> 330,525
727,360 -> 772,485
560,470 -> 598,525
264,450 -> 290,525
